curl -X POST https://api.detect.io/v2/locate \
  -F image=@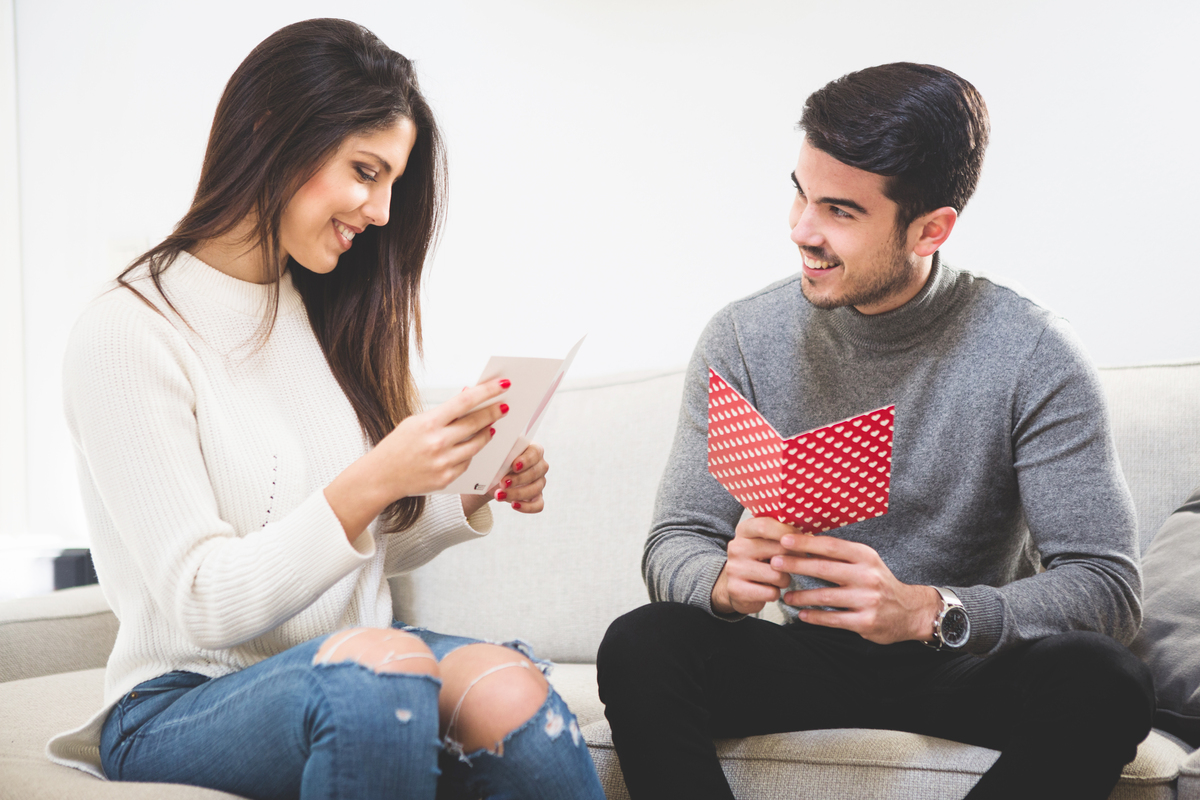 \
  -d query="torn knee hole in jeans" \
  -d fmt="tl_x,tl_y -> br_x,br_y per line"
444,661 -> 537,759
312,629 -> 438,675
